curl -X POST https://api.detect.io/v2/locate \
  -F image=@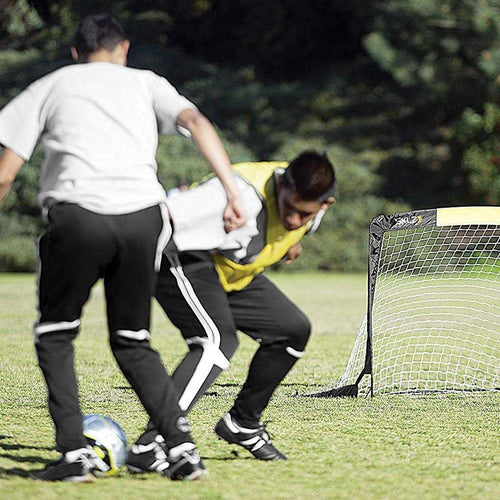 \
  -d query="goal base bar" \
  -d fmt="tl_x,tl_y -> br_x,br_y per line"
304,384 -> 359,397
302,386 -> 499,398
